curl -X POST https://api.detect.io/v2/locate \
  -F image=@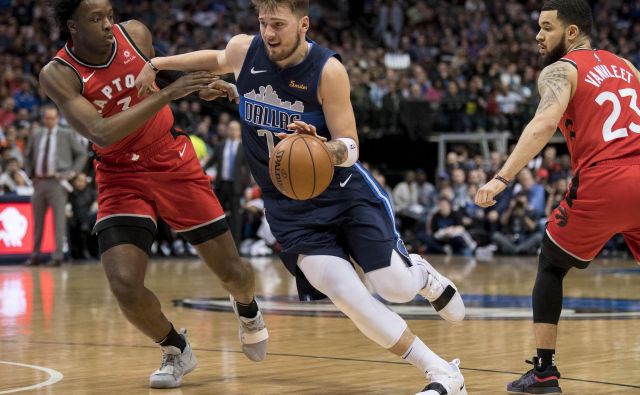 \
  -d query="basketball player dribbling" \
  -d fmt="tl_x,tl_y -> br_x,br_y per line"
136,1 -> 467,393
40,0 -> 268,389
476,1 -> 640,393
